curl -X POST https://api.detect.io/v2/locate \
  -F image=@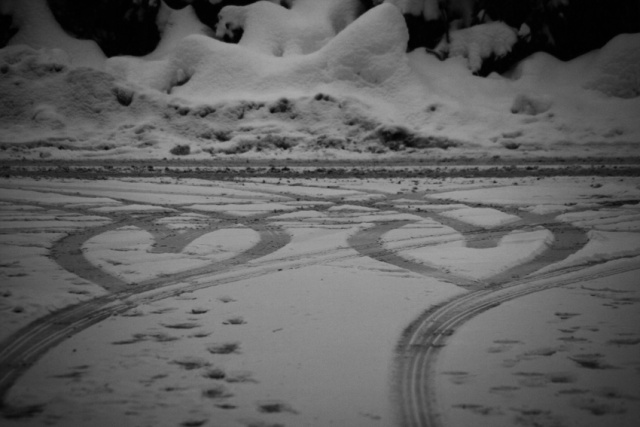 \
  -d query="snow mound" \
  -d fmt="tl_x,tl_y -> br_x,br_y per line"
443,22 -> 518,72
584,33 -> 640,98
0,45 -> 147,144
0,44 -> 69,72
1,0 -> 105,69
151,2 -> 213,59
215,1 -> 329,56
108,3 -> 414,106
511,93 -> 553,115
215,0 -> 363,57
1,1 -> 639,159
